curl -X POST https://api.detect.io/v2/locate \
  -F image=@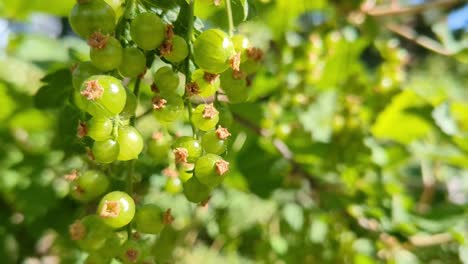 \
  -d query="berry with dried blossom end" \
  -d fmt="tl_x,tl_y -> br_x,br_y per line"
163,209 -> 175,225
163,167 -> 179,178
70,215 -> 112,252
231,34 -> 250,62
165,176 -> 182,194
97,191 -> 135,228
191,104 -> 219,131
165,24 -> 174,40
152,96 -> 167,110
134,204 -> 165,234
153,94 -> 184,123
119,47 -> 146,78
70,170 -> 109,202
130,12 -> 165,50
69,0 -> 116,38
201,128 -> 230,155
229,52 -> 241,72
148,132 -> 171,164
87,31 -> 109,49
193,29 -> 235,74
64,169 -> 79,182
162,35 -> 188,63
79,75 -> 127,116
153,66 -> 180,94
120,240 -> 143,264
183,176 -> 211,203
90,35 -> 122,71
195,154 -> 229,188
185,82 -> 200,97
190,69 -> 220,98
173,147 -> 189,163
220,68 -> 248,104
247,47 -> 264,61
241,47 -> 263,74
173,136 -> 202,163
